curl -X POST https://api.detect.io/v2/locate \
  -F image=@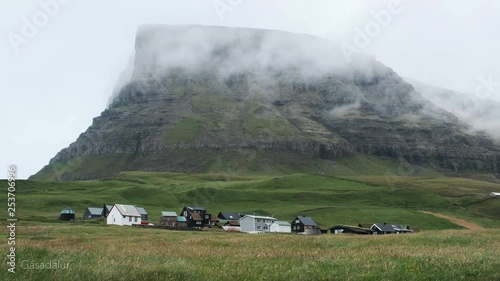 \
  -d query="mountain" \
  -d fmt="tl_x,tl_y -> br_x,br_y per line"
31,25 -> 500,181
406,78 -> 500,140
